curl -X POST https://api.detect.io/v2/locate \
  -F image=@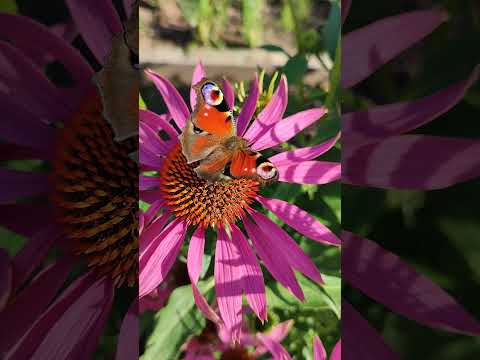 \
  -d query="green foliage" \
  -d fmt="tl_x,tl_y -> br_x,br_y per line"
242,0 -> 264,47
0,0 -> 17,13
